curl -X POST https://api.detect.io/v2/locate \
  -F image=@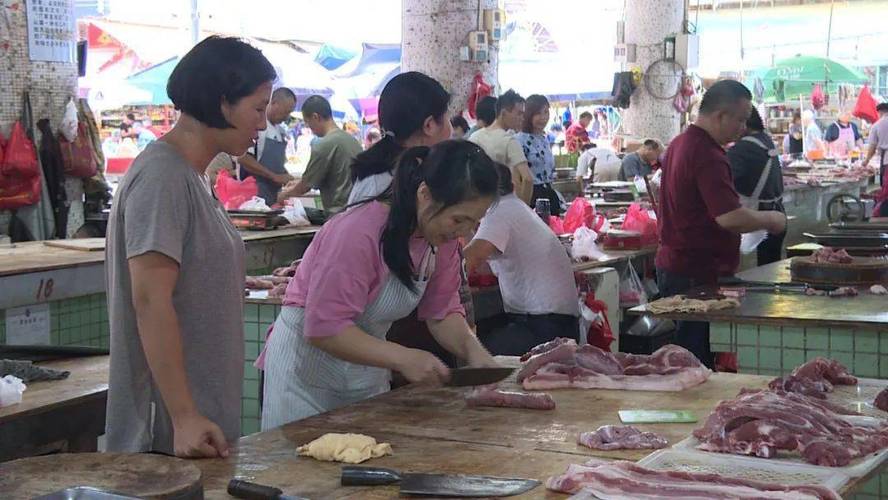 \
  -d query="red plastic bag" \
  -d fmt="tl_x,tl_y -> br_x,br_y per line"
584,294 -> 615,351
0,172 -> 41,209
563,197 -> 594,233
854,85 -> 879,124
58,122 -> 98,178
621,203 -> 658,246
547,215 -> 565,235
214,169 -> 258,210
2,121 -> 39,178
0,131 -> 6,167
714,352 -> 738,373
811,84 -> 825,110
467,73 -> 492,120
